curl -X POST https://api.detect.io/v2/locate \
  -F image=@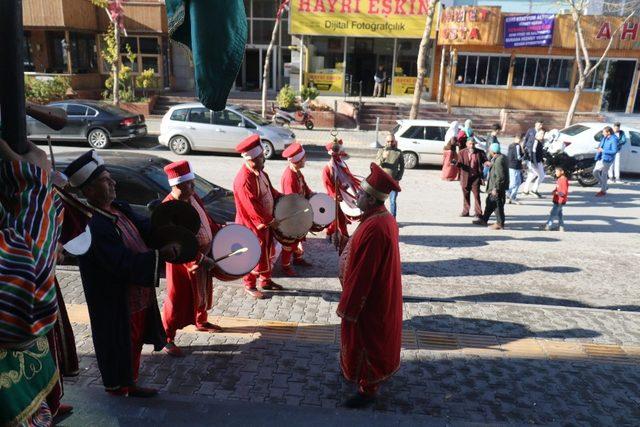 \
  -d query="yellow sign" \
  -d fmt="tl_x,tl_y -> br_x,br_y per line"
391,76 -> 429,96
291,0 -> 439,38
305,72 -> 344,92
438,6 -> 502,46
